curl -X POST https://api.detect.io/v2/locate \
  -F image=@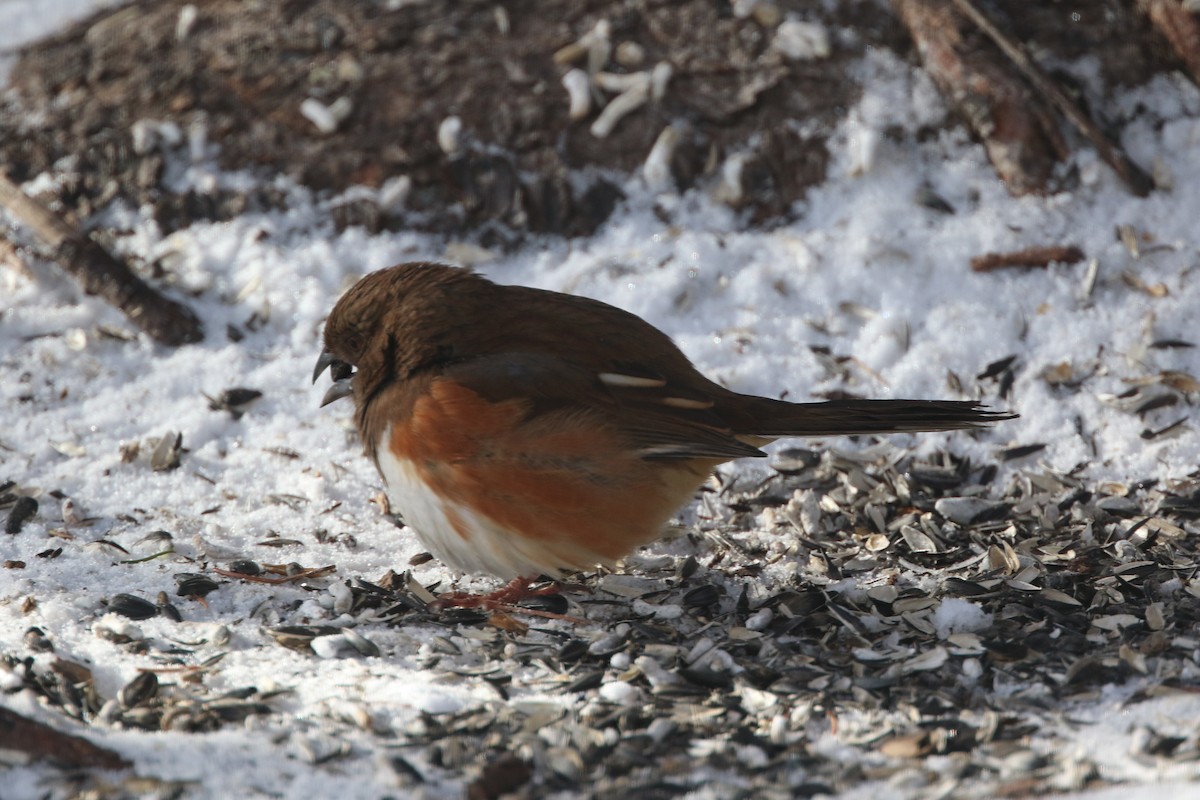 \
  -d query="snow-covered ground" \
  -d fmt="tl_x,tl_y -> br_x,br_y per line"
2,4 -> 1199,799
